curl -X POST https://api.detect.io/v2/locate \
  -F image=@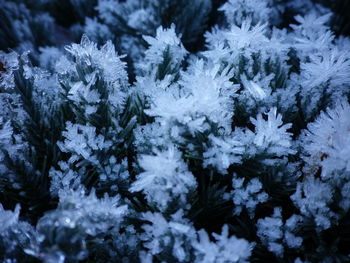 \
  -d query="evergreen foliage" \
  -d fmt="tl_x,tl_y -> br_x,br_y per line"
1,0 -> 350,262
